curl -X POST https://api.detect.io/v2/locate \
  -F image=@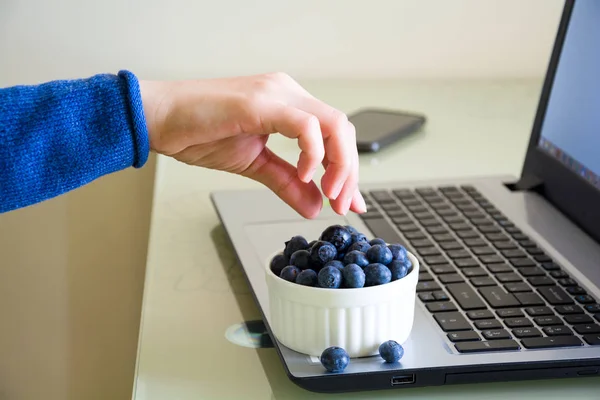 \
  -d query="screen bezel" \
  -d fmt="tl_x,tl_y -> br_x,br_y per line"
520,0 -> 600,244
